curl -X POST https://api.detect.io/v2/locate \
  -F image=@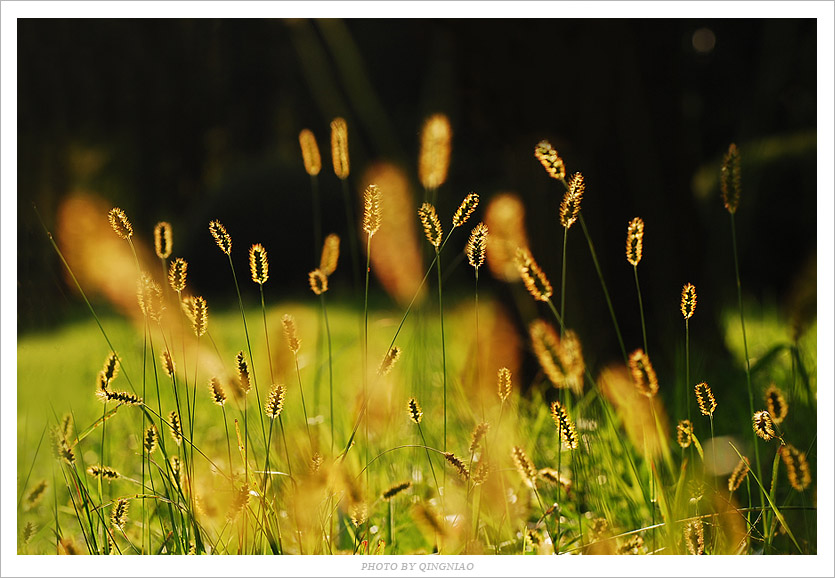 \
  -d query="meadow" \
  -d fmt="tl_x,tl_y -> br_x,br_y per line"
16,117 -> 817,556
